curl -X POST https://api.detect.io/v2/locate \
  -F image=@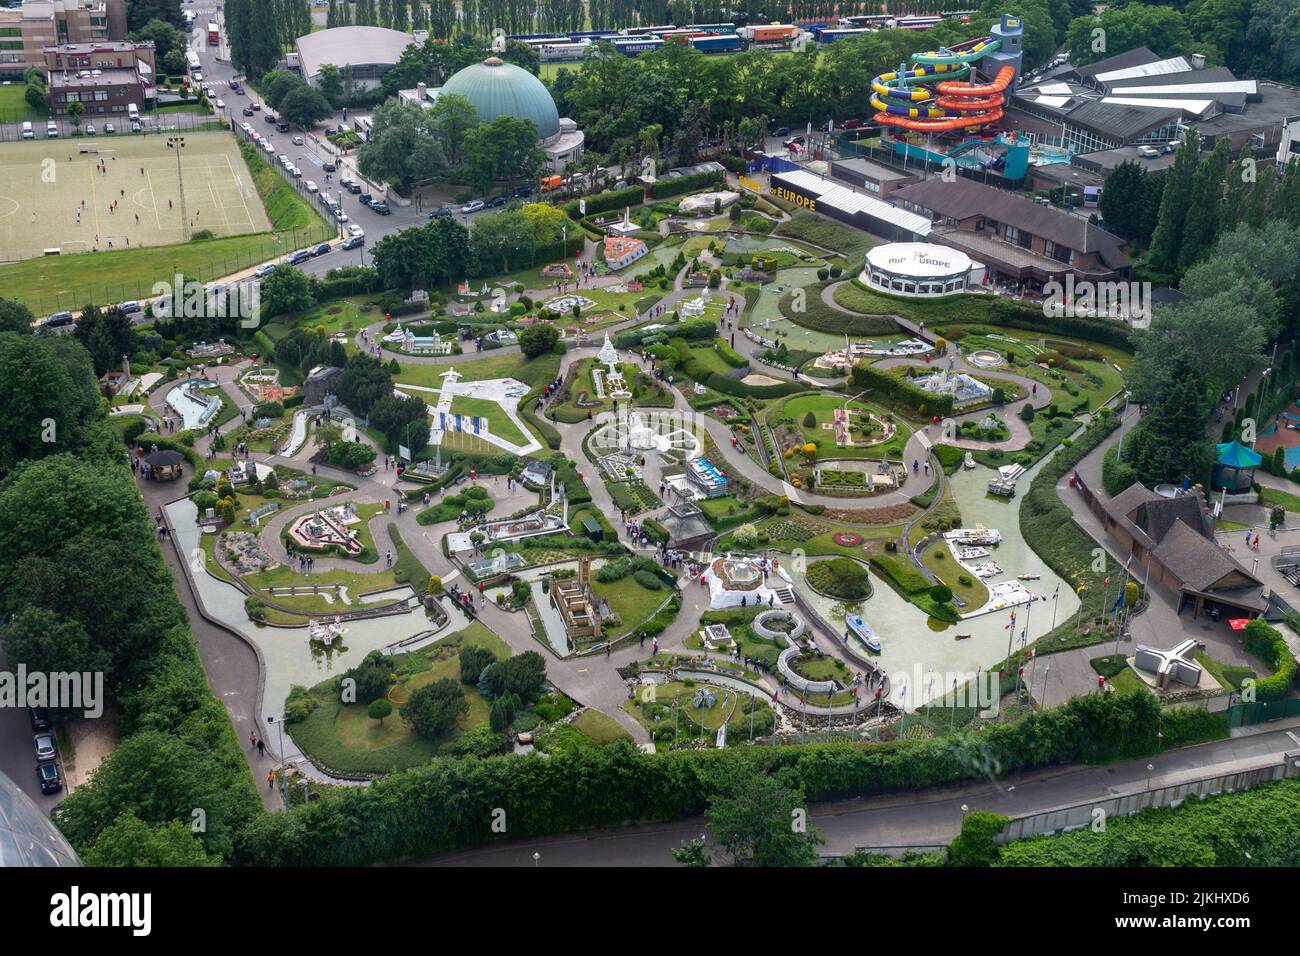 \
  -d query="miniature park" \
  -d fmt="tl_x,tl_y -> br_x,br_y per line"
82,164 -> 1289,795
